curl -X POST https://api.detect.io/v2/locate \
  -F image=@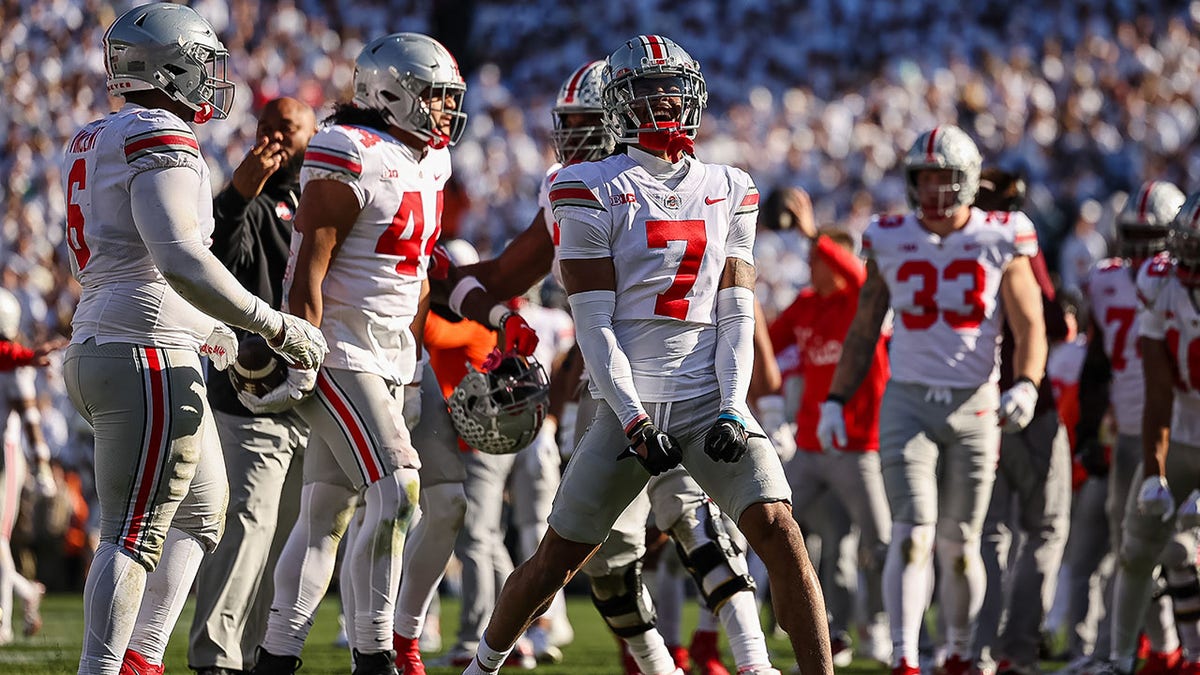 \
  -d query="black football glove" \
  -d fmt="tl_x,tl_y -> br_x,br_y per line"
618,418 -> 683,476
1078,438 -> 1110,478
704,412 -> 752,463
